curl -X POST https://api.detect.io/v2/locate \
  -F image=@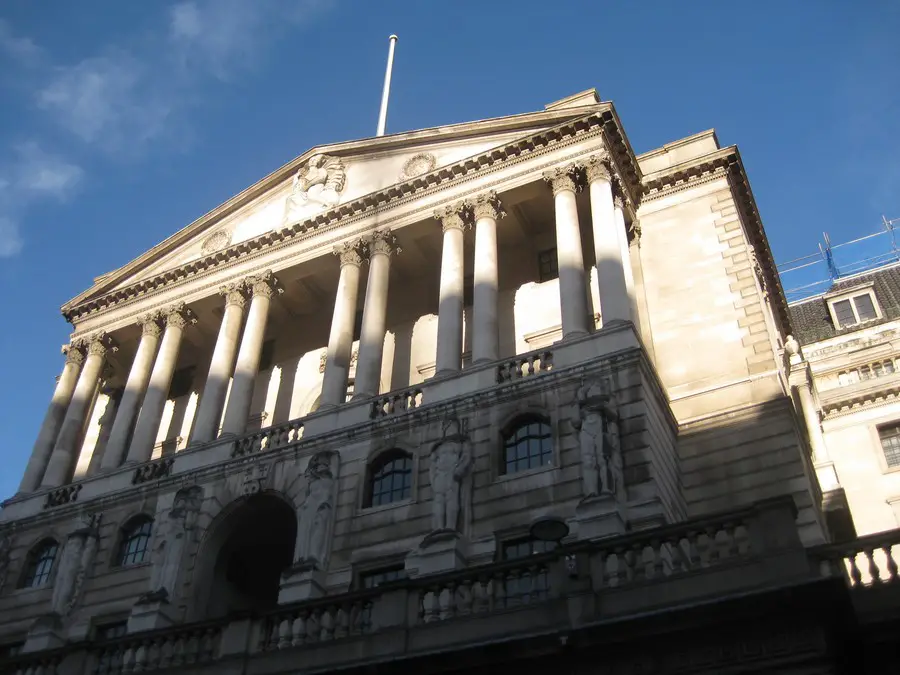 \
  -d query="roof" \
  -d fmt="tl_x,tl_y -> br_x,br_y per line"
788,261 -> 900,344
